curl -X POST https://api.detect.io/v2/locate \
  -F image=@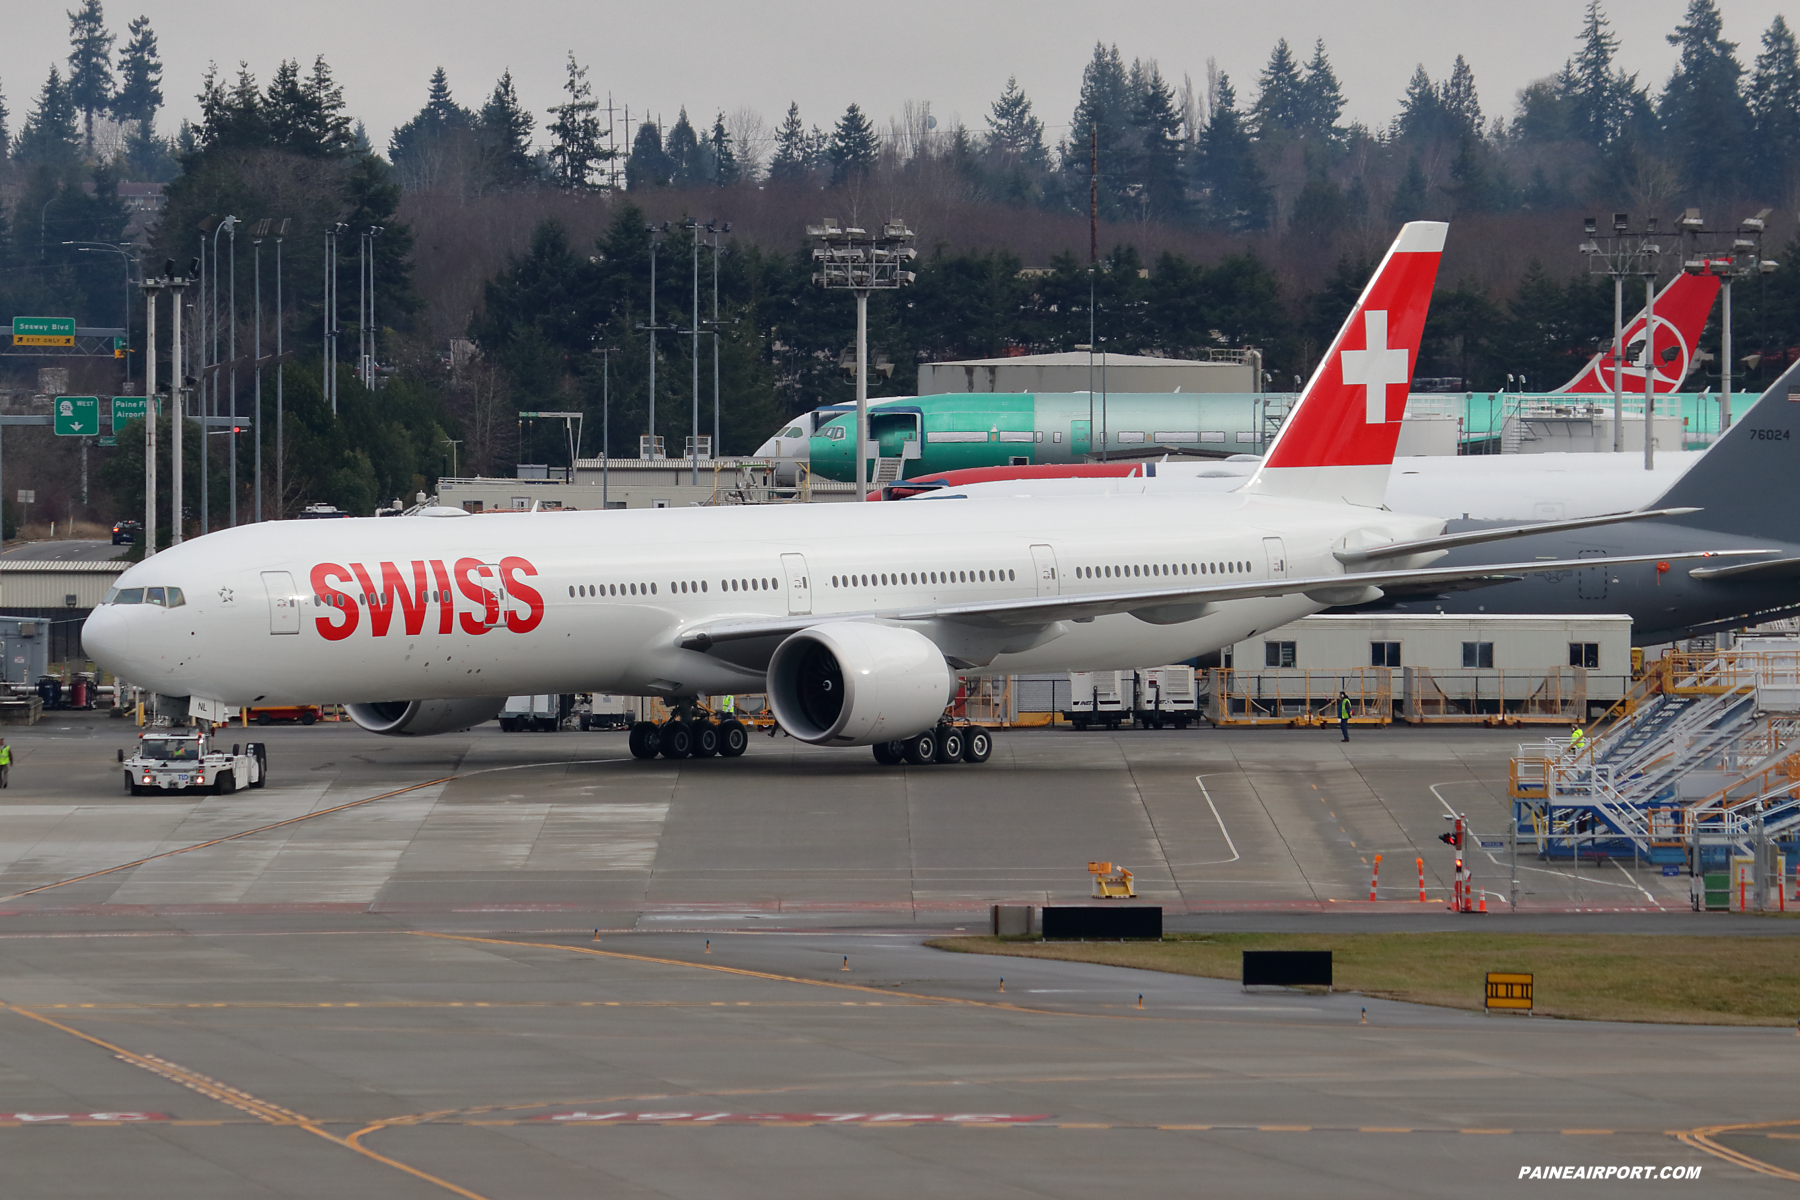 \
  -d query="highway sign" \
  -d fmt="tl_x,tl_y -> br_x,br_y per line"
97,437 -> 117,448
11,317 -> 76,347
15,490 -> 34,504
53,396 -> 99,436
110,396 -> 149,425
113,337 -> 127,360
